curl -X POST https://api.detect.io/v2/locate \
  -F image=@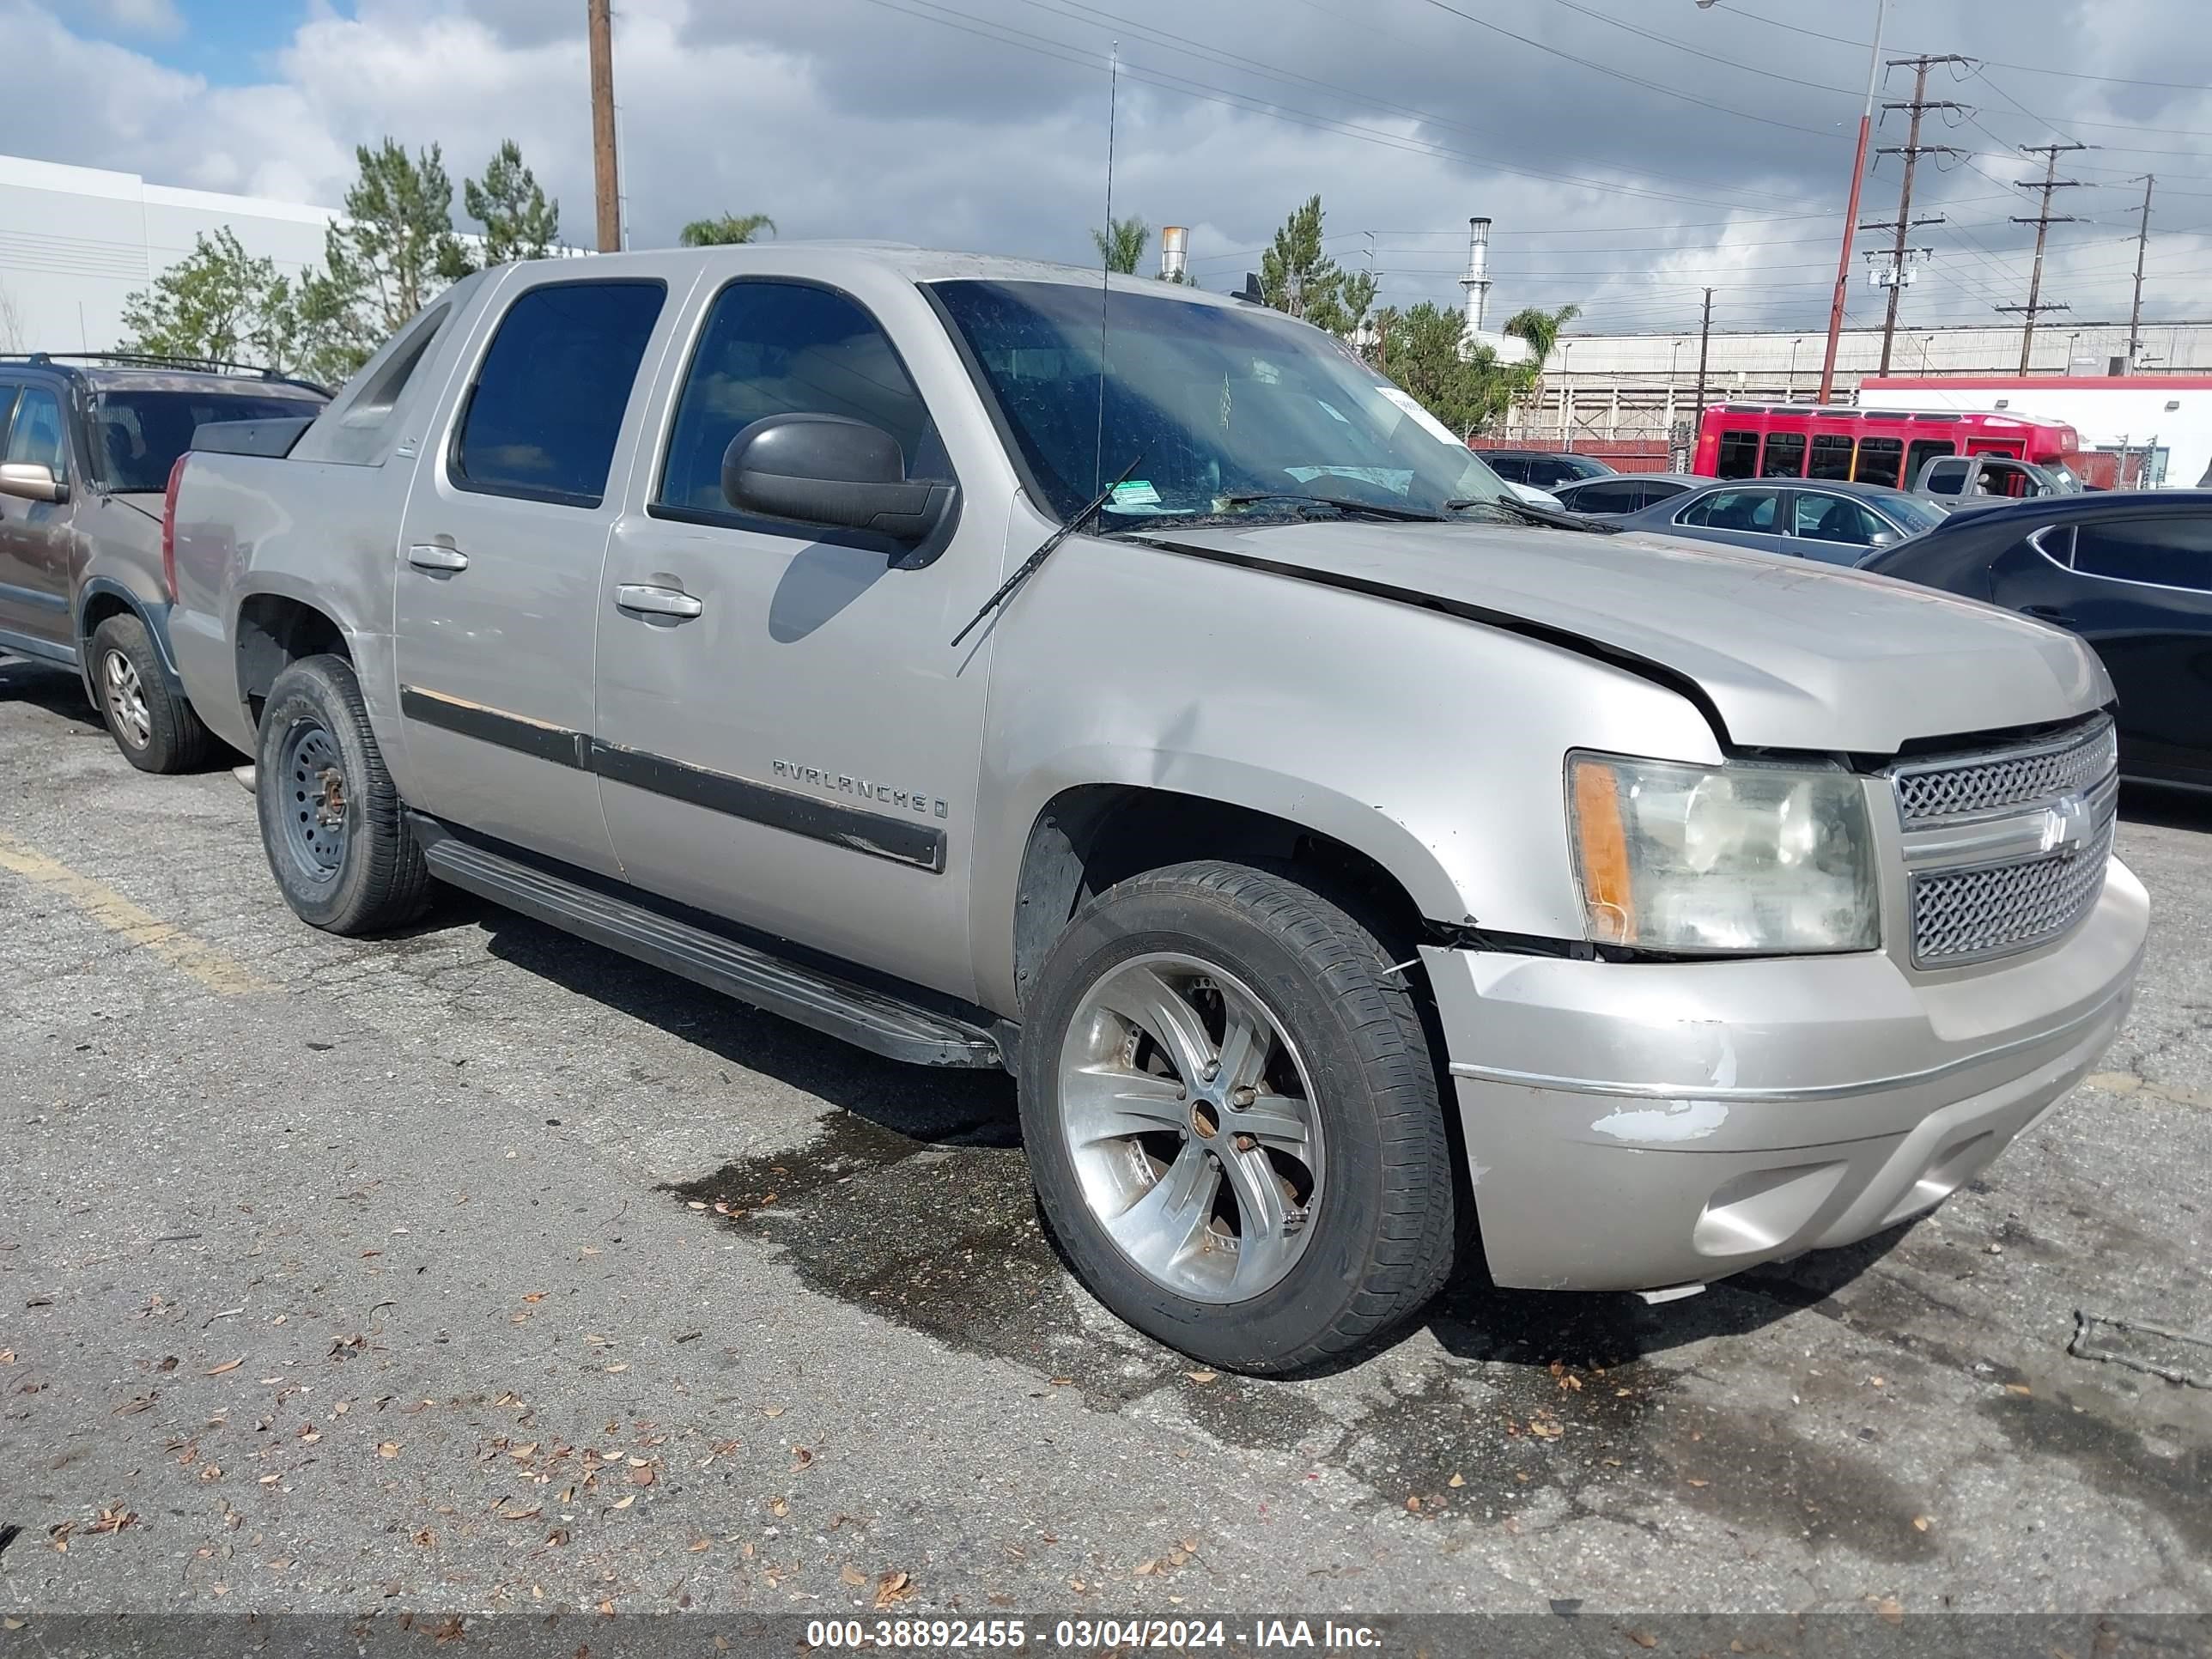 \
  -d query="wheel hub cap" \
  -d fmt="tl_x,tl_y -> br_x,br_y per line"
1058,952 -> 1323,1304
101,650 -> 150,750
